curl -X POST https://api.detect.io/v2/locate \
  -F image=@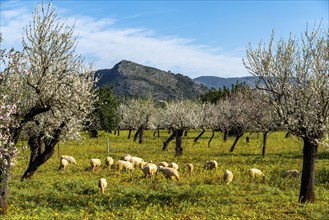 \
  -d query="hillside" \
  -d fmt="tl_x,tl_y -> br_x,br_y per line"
96,60 -> 208,100
193,76 -> 257,89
